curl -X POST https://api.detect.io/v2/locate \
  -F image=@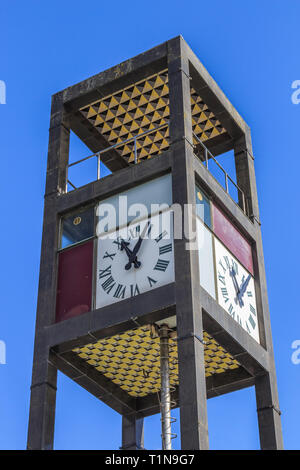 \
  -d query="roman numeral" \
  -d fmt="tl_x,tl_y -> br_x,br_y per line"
159,243 -> 172,255
155,230 -> 167,243
224,256 -> 230,269
114,284 -> 126,299
219,260 -> 227,273
232,261 -> 238,275
129,225 -> 140,239
130,284 -> 140,297
221,287 -> 229,303
147,276 -> 157,287
250,304 -> 256,316
99,265 -> 112,279
103,251 -> 116,261
113,237 -> 123,250
248,314 -> 256,330
147,223 -> 153,236
247,291 -> 253,297
154,259 -> 169,272
218,273 -> 226,285
101,275 -> 115,293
